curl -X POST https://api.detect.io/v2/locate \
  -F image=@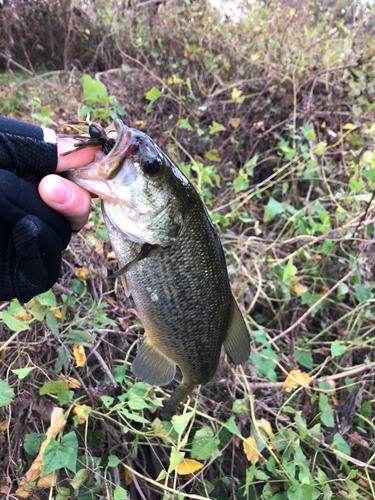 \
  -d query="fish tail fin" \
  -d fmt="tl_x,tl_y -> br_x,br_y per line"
162,382 -> 195,418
